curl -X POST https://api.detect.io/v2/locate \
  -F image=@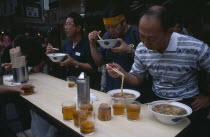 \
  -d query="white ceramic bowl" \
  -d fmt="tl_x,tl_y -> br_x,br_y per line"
47,53 -> 66,62
107,89 -> 140,104
148,101 -> 192,125
97,39 -> 118,49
